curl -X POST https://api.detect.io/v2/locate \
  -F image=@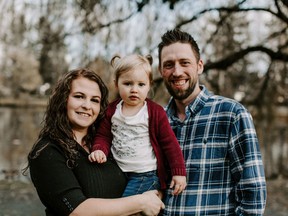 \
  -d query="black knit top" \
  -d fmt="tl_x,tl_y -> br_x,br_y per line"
29,137 -> 127,216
